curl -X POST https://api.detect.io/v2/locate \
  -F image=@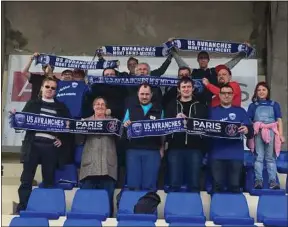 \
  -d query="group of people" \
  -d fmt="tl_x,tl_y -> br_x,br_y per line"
14,43 -> 285,214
